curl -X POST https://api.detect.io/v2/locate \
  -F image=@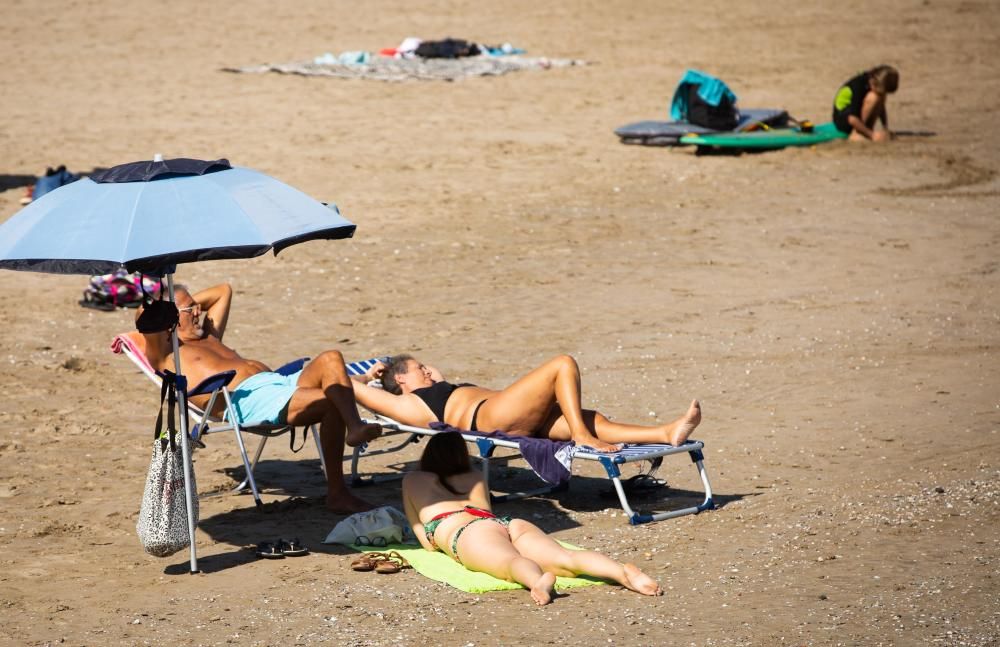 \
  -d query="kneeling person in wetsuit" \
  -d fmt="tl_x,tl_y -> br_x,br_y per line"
832,65 -> 899,142
402,432 -> 663,605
